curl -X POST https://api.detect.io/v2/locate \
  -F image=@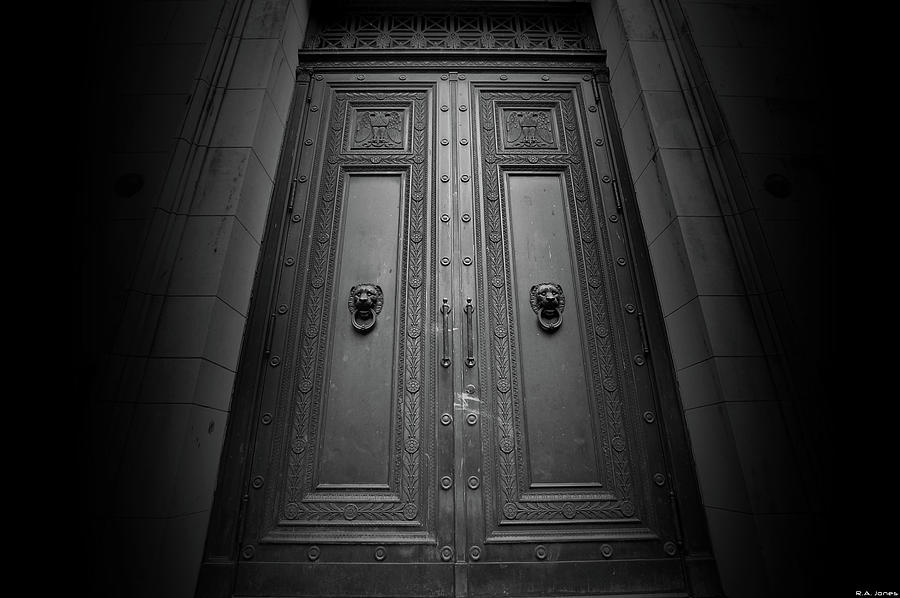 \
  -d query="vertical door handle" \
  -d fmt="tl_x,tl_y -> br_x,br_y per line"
441,298 -> 451,368
464,298 -> 475,367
